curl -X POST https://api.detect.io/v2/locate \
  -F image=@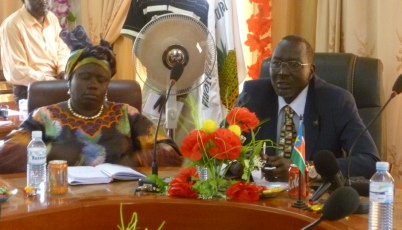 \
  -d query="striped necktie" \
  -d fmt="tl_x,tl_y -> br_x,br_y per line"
277,105 -> 297,158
